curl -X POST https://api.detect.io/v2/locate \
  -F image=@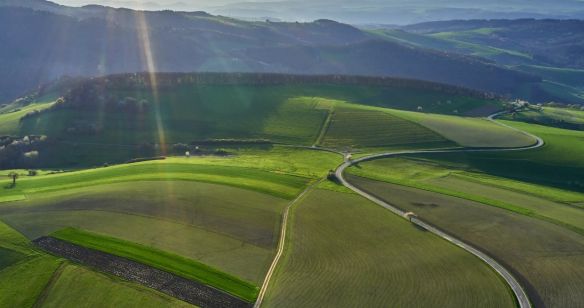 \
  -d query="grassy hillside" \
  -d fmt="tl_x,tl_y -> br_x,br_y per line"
318,101 -> 454,150
514,65 -> 584,88
371,29 -> 532,64
0,101 -> 54,135
0,147 -> 341,284
348,176 -> 584,308
263,189 -> 514,307
0,75 -> 506,168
